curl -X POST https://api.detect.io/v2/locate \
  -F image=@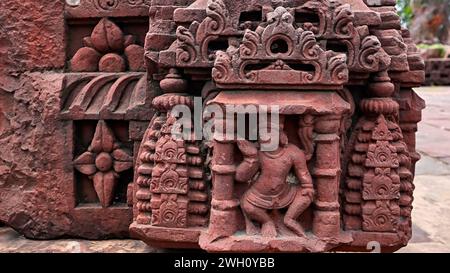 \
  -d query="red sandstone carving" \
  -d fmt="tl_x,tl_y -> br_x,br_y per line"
74,120 -> 133,208
70,18 -> 145,72
0,0 -> 425,252
0,1 -> 152,239
236,129 -> 314,238
130,0 -> 425,253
